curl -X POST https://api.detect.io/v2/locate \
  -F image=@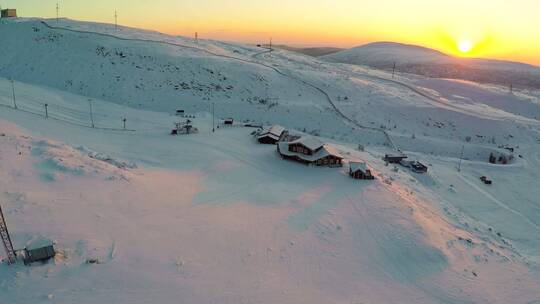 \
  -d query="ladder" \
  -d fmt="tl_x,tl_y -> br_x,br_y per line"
0,204 -> 16,264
